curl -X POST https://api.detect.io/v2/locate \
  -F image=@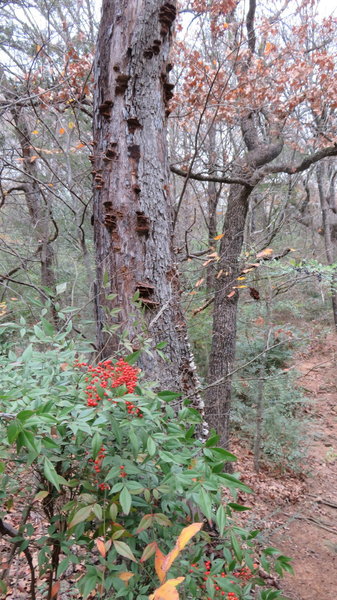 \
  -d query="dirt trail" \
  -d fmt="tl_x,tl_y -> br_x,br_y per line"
270,334 -> 337,600
235,332 -> 337,600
